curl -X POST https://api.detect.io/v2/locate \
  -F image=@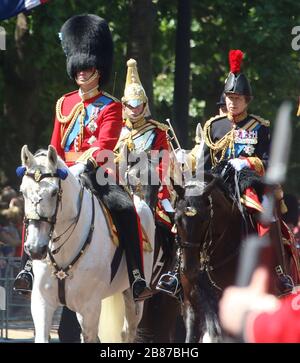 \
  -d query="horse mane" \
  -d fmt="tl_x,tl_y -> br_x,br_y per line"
211,160 -> 265,202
